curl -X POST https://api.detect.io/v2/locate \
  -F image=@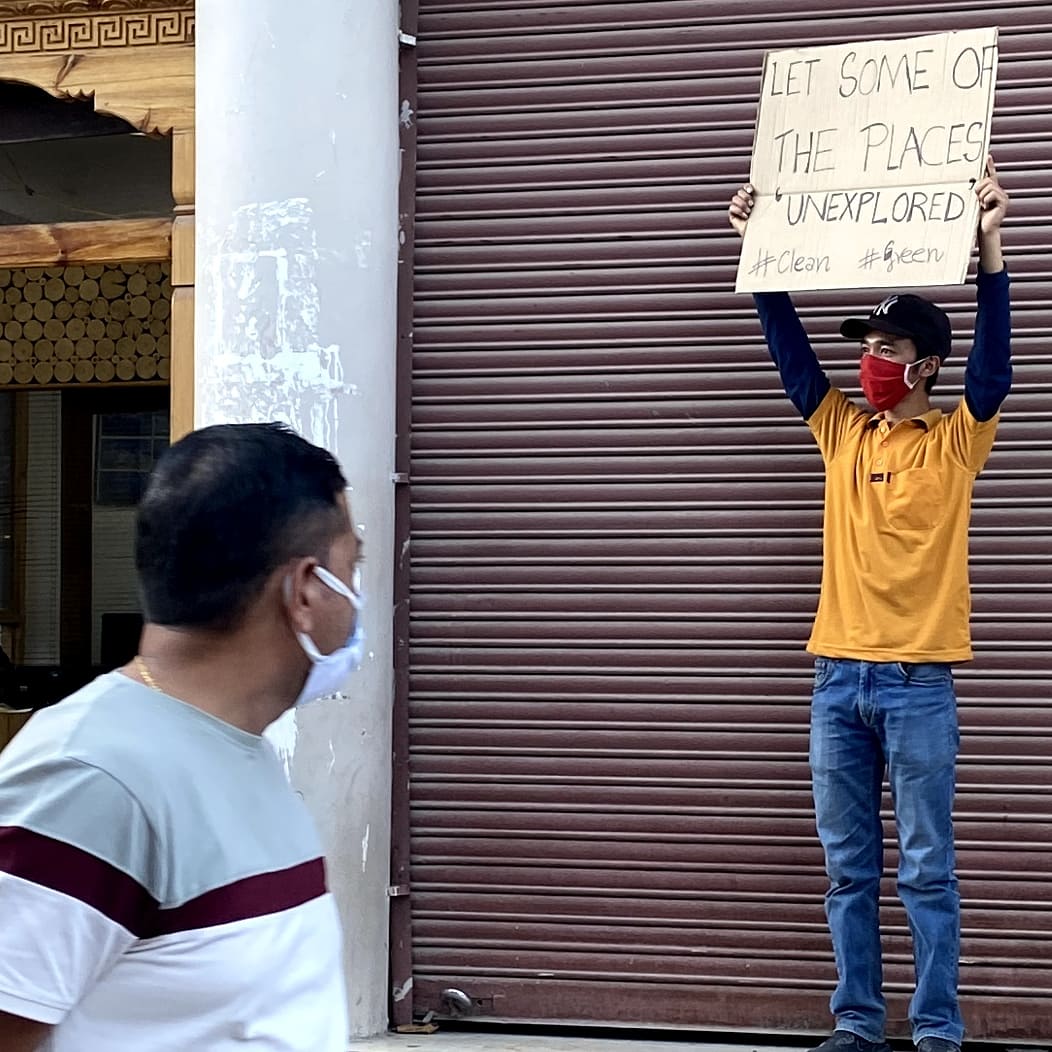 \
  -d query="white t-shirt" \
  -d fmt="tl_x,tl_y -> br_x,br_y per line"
0,673 -> 348,1050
